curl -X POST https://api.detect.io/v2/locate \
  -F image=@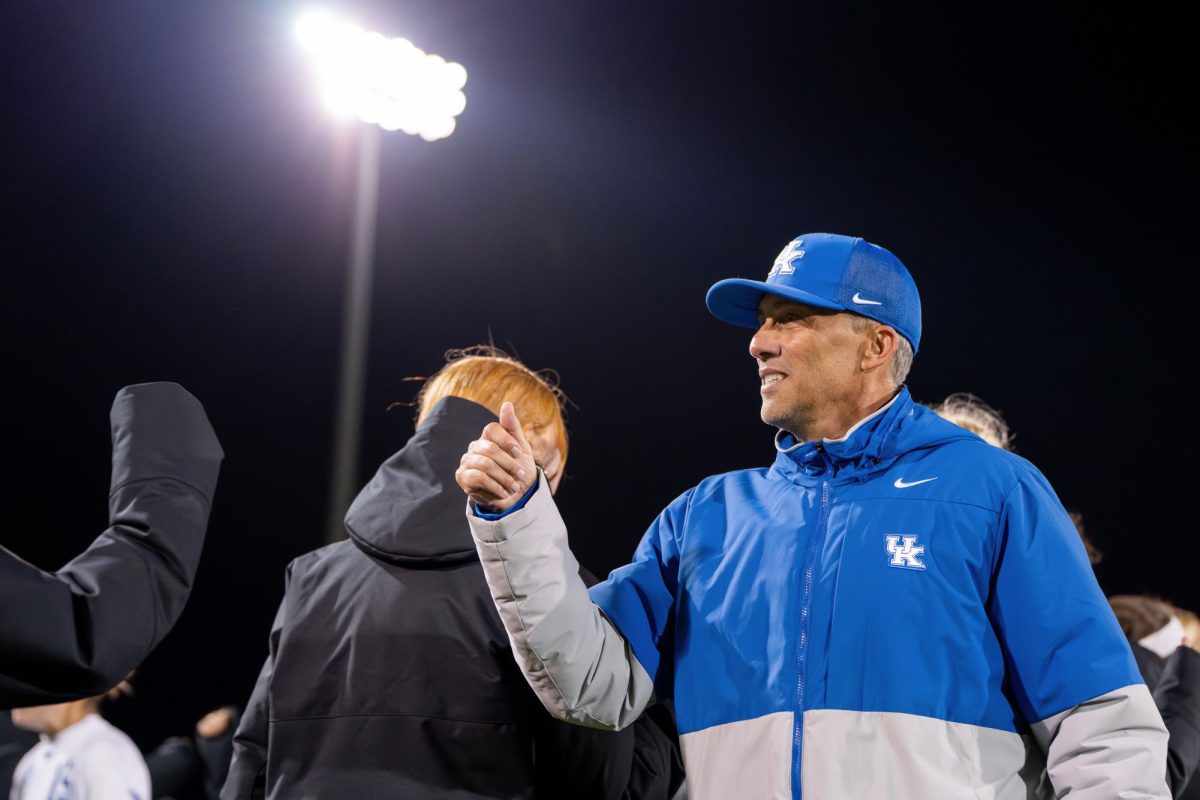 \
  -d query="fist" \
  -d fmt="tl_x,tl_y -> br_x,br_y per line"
456,402 -> 539,512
